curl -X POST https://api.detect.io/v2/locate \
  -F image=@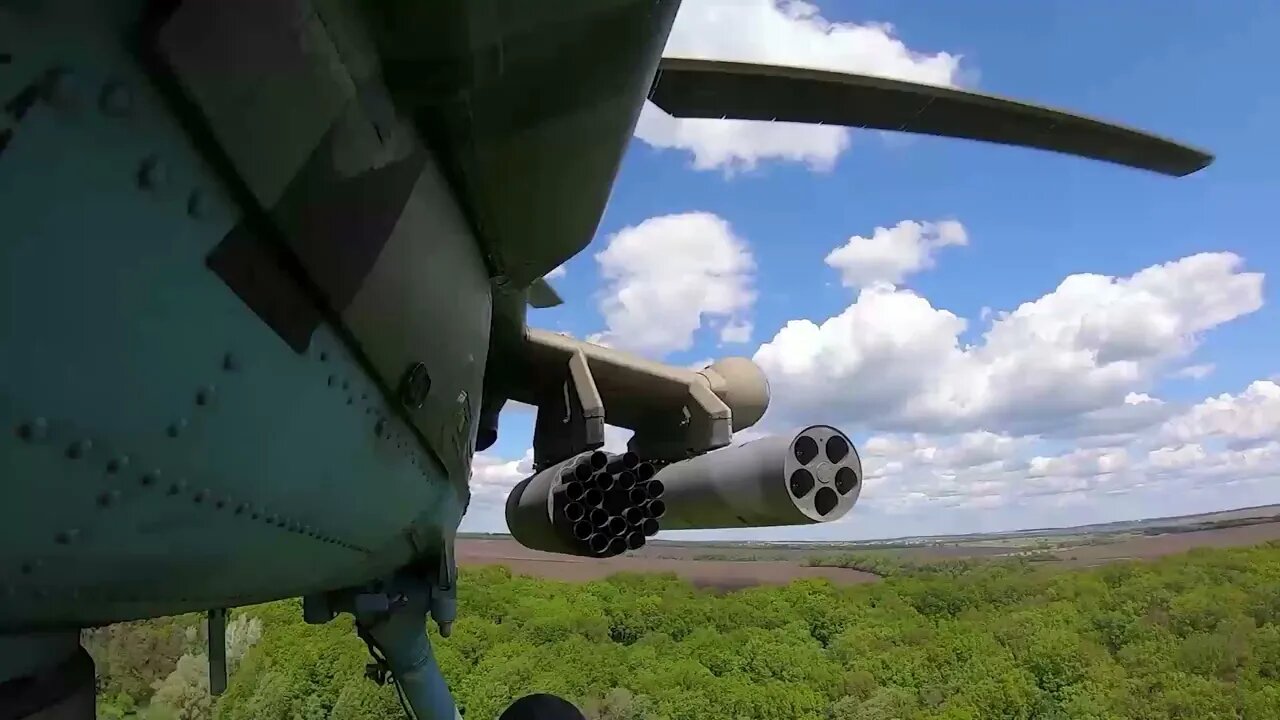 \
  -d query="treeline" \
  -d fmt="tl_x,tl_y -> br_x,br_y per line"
805,551 -> 1011,577
91,542 -> 1280,719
